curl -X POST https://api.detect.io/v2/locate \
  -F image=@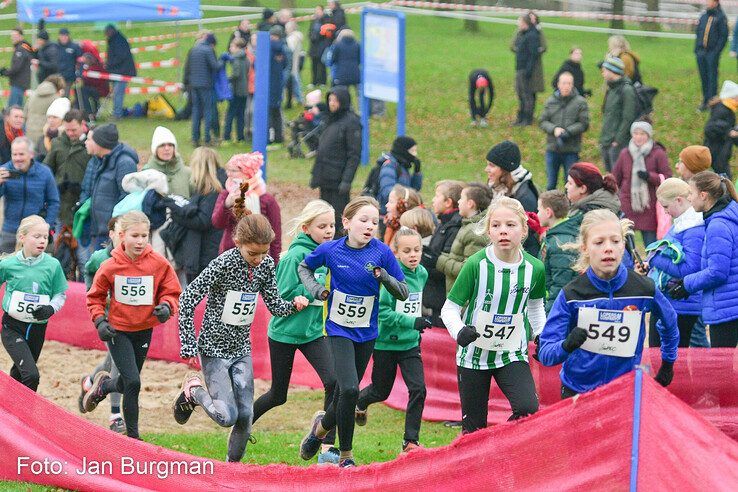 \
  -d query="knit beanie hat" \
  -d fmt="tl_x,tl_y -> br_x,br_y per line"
600,55 -> 625,76
678,145 -> 712,174
630,120 -> 653,137
486,140 -> 521,172
391,136 -> 417,156
263,8 -> 274,20
305,89 -> 322,107
151,126 -> 177,154
91,124 -> 119,150
38,30 -> 49,41
46,97 -> 71,119
568,162 -> 604,193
